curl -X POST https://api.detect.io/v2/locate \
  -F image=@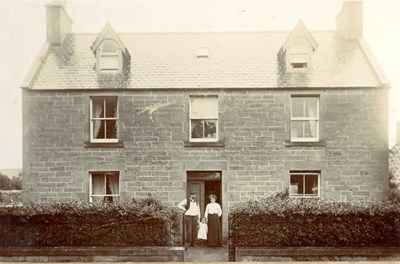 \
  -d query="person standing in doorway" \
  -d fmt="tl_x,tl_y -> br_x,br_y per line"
204,194 -> 222,247
177,192 -> 200,246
